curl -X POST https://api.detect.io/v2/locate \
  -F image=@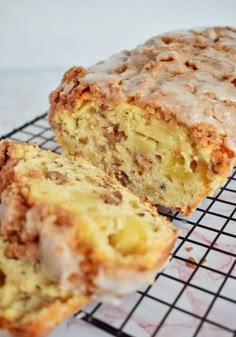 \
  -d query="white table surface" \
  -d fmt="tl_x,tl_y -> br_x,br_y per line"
0,0 -> 236,136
